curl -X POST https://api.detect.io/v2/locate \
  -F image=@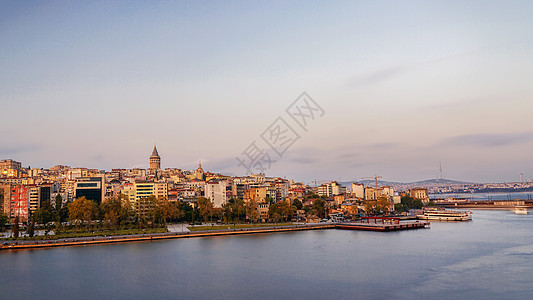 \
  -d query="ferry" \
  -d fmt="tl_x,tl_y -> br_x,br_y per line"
514,207 -> 528,215
417,210 -> 472,221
